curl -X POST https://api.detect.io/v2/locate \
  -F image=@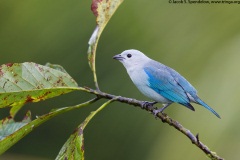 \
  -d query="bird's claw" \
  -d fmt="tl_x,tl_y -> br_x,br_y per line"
141,101 -> 157,110
152,104 -> 170,118
152,108 -> 164,118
